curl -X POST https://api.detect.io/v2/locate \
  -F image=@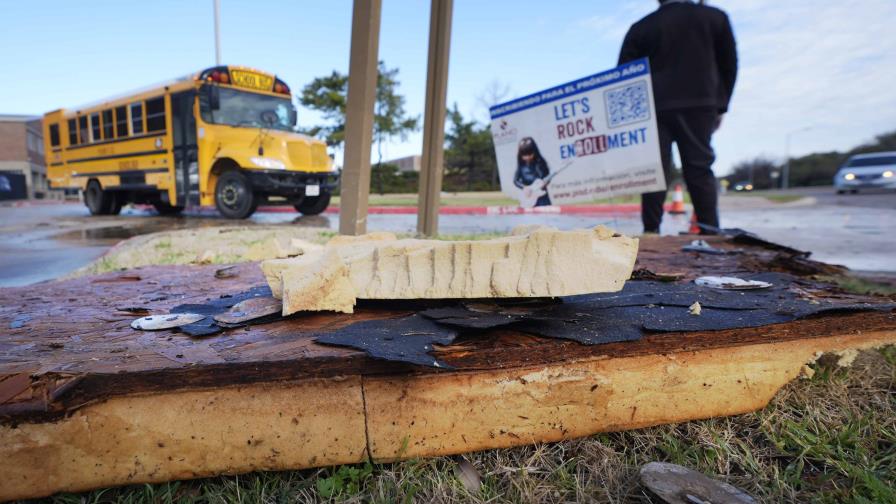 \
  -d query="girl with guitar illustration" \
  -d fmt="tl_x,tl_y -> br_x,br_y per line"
513,137 -> 574,208
513,137 -> 552,207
